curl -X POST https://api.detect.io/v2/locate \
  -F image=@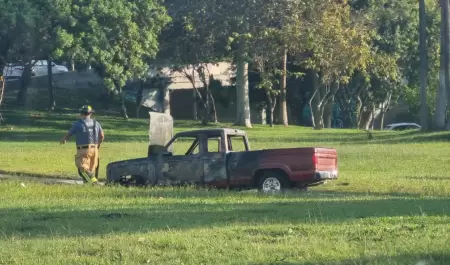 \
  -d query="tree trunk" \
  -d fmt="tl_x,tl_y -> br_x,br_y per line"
102,90 -> 111,111
323,97 -> 334,128
163,88 -> 170,115
309,71 -> 324,129
267,91 -> 276,127
356,96 -> 362,127
269,105 -> 274,127
419,0 -> 429,131
310,92 -> 323,130
208,90 -> 218,123
120,95 -> 129,119
202,88 -> 210,125
379,93 -> 392,130
444,0 -> 450,129
193,89 -> 198,120
136,80 -> 144,118
235,54 -> 252,127
47,58 -> 55,111
70,59 -> 75,71
311,104 -> 324,130
359,108 -> 373,130
260,107 -> 267,125
117,84 -> 129,119
16,63 -> 33,107
0,75 -> 5,123
380,110 -> 385,130
370,106 -> 375,130
278,47 -> 288,126
435,2 -> 447,129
